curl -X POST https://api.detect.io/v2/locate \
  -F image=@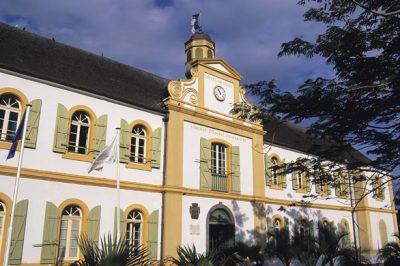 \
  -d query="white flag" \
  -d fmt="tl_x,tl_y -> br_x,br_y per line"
88,136 -> 117,173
